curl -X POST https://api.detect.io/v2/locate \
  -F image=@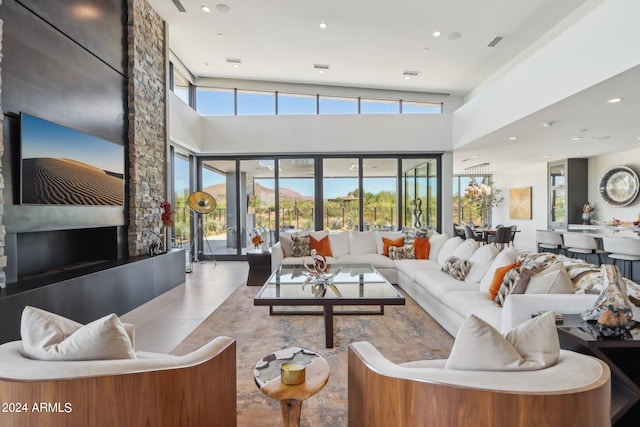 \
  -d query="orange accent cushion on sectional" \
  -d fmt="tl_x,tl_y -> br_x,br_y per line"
310,235 -> 333,257
382,237 -> 405,257
488,261 -> 521,300
412,236 -> 431,259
